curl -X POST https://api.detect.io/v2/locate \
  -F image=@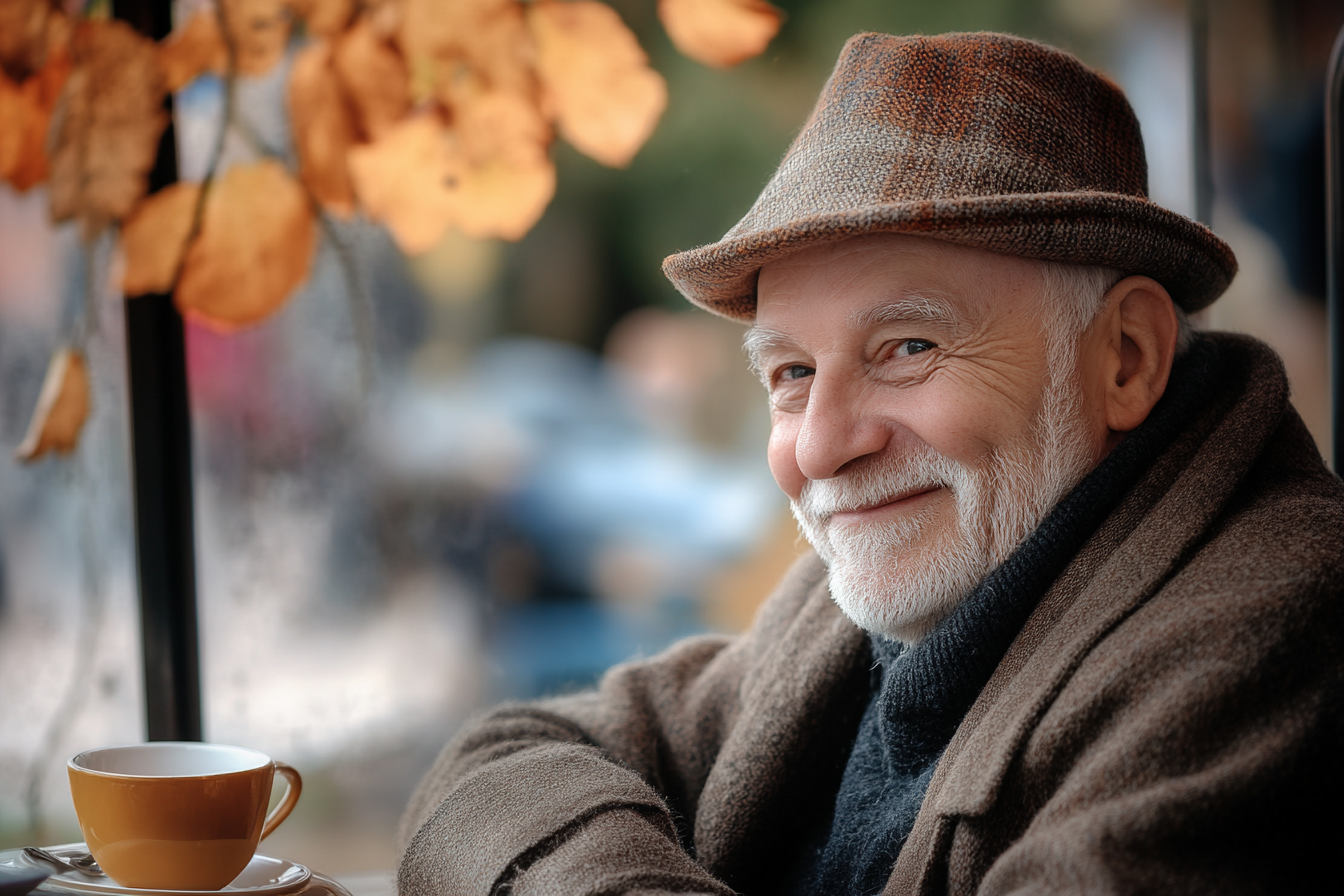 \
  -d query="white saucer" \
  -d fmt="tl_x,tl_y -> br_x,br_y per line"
17,846 -> 311,896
